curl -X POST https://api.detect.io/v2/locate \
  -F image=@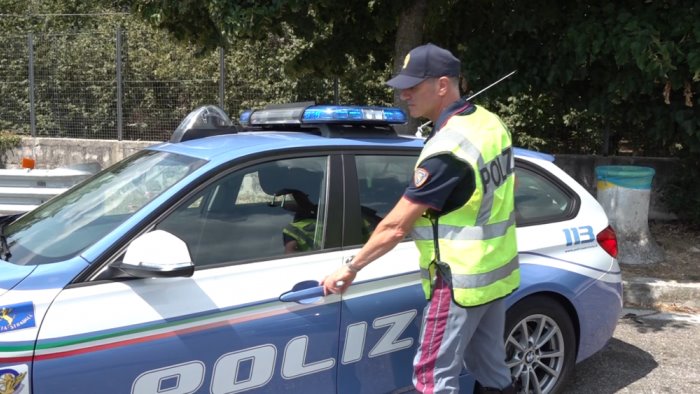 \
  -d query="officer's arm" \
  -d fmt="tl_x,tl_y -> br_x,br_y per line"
350,196 -> 428,269
322,196 -> 428,294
